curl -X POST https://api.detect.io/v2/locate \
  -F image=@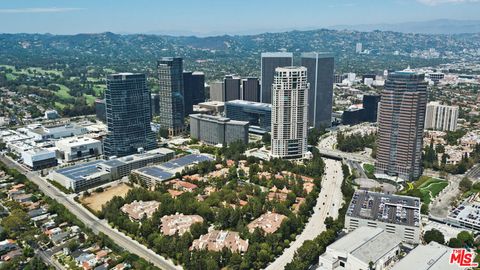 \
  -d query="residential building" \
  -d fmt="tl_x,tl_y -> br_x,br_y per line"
55,137 -> 102,162
356,42 -> 363,54
391,242 -> 458,270
345,190 -> 421,243
300,53 -> 334,128
261,52 -> 293,103
183,71 -> 205,115
318,227 -> 402,270
95,99 -> 106,122
375,71 -> 427,181
44,110 -> 59,120
21,148 -> 57,170
189,114 -> 249,145
158,57 -> 185,136
120,200 -> 160,221
225,100 -> 272,133
104,73 -> 157,157
271,66 -> 309,159
247,212 -> 287,234
161,214 -> 204,236
190,230 -> 249,253
241,77 -> 260,102
425,102 -> 459,131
